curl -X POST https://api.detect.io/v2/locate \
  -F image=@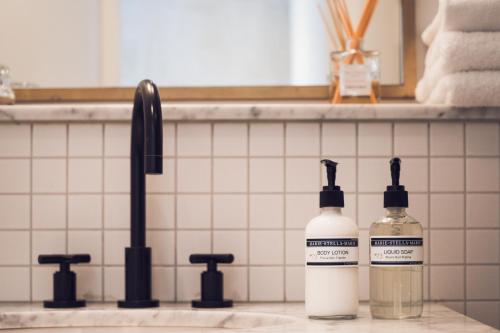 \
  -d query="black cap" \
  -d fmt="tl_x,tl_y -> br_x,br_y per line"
384,157 -> 408,208
320,159 -> 344,208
